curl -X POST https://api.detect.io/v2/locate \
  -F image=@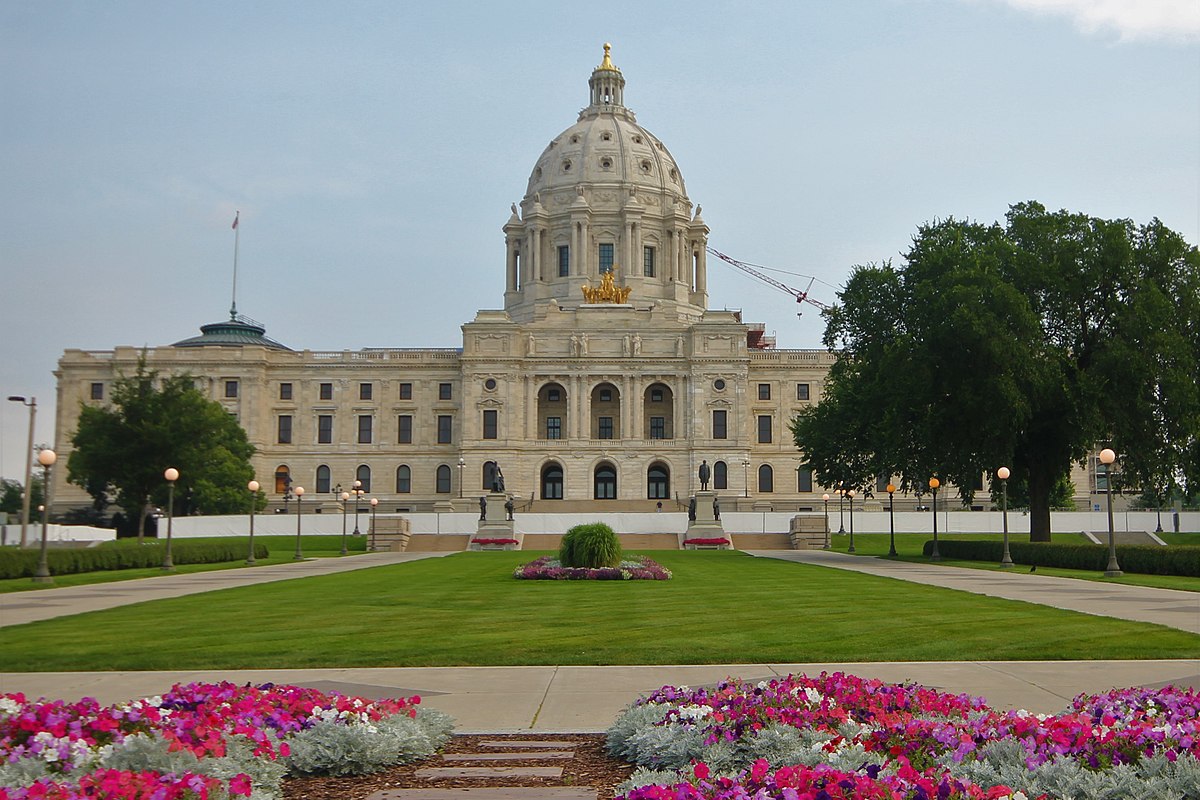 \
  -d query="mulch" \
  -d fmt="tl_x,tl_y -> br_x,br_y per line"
281,733 -> 637,800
